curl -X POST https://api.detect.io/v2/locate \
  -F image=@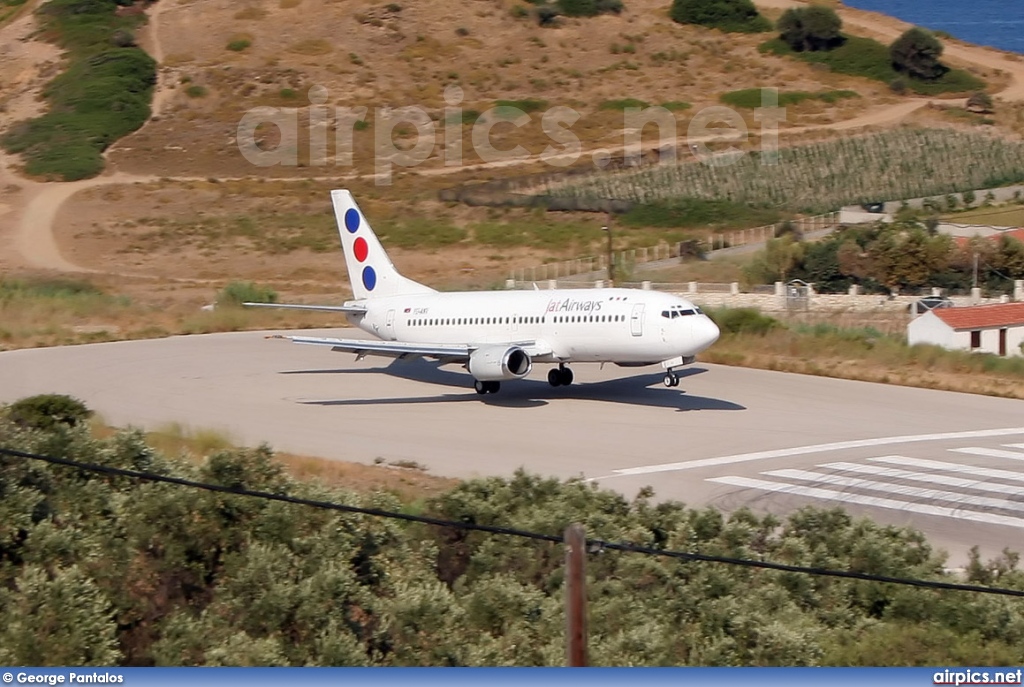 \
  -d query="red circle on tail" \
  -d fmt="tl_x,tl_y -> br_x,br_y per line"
353,236 -> 369,262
